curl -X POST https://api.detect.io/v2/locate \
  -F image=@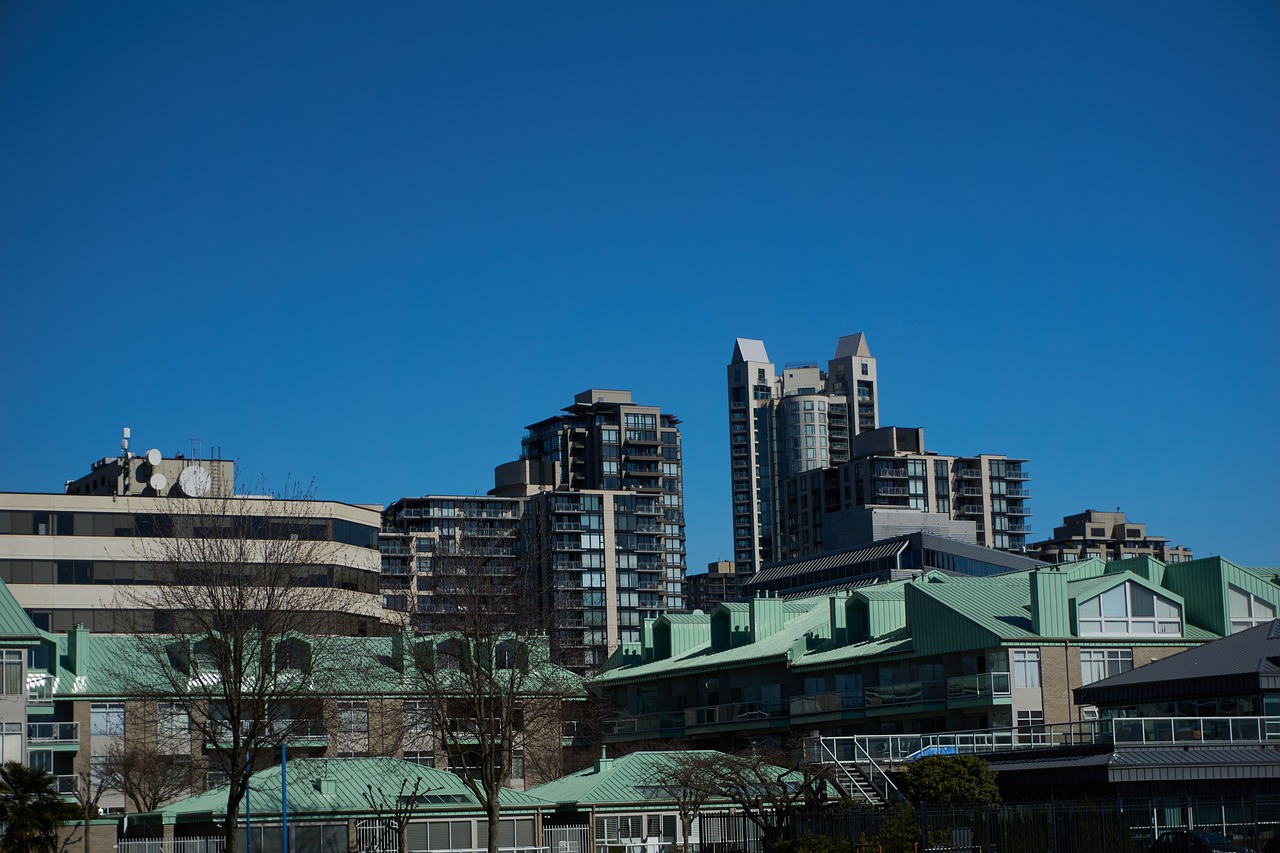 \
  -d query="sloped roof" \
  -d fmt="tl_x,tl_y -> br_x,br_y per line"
39,632 -> 581,700
907,574 -> 1039,642
527,751 -> 729,807
731,339 -> 769,364
1076,620 -> 1280,706
0,580 -> 41,638
592,598 -> 832,686
151,758 -> 547,822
